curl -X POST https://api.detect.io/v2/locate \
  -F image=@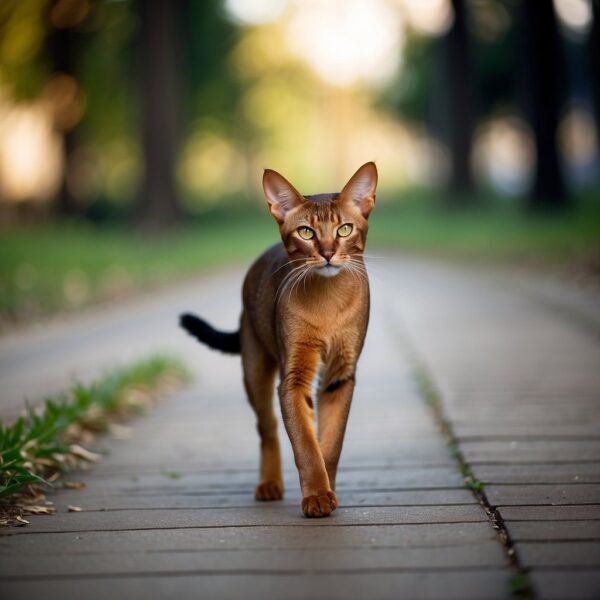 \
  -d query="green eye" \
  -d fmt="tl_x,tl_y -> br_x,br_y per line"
298,226 -> 315,240
337,224 -> 353,237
